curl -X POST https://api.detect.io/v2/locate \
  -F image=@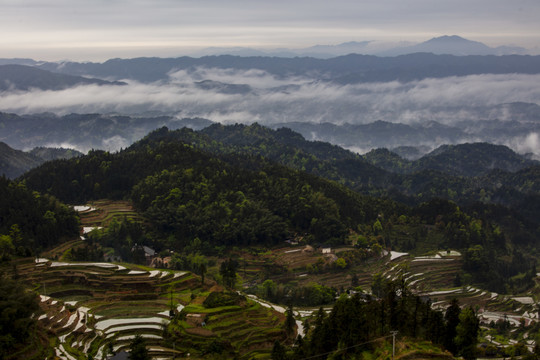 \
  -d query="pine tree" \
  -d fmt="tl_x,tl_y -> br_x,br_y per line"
444,298 -> 461,354
284,305 -> 296,339
128,335 -> 150,360
220,258 -> 238,289
454,307 -> 479,360
271,340 -> 287,360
